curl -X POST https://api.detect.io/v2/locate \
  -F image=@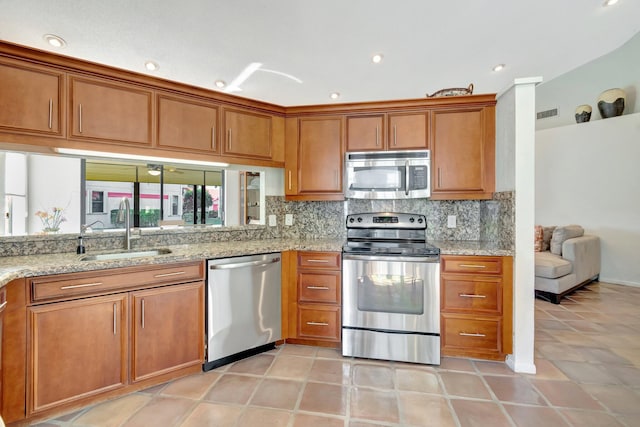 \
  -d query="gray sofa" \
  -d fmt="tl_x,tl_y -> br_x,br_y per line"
534,225 -> 600,304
